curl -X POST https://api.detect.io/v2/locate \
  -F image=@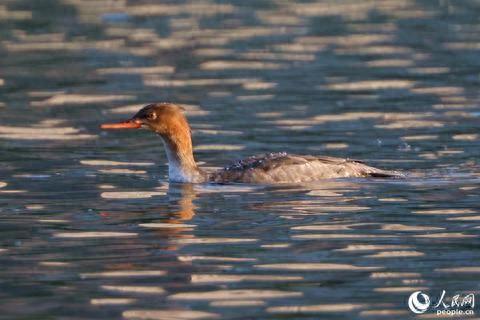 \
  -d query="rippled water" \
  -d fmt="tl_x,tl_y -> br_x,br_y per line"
1,0 -> 480,319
